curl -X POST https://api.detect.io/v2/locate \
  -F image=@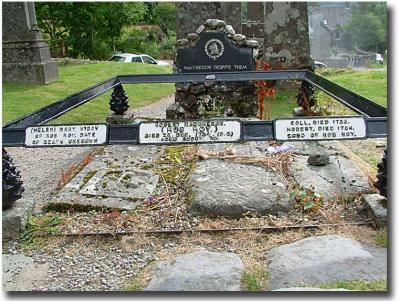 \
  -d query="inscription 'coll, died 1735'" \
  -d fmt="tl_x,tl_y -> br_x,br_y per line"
25,124 -> 107,146
139,120 -> 241,144
274,117 -> 367,140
